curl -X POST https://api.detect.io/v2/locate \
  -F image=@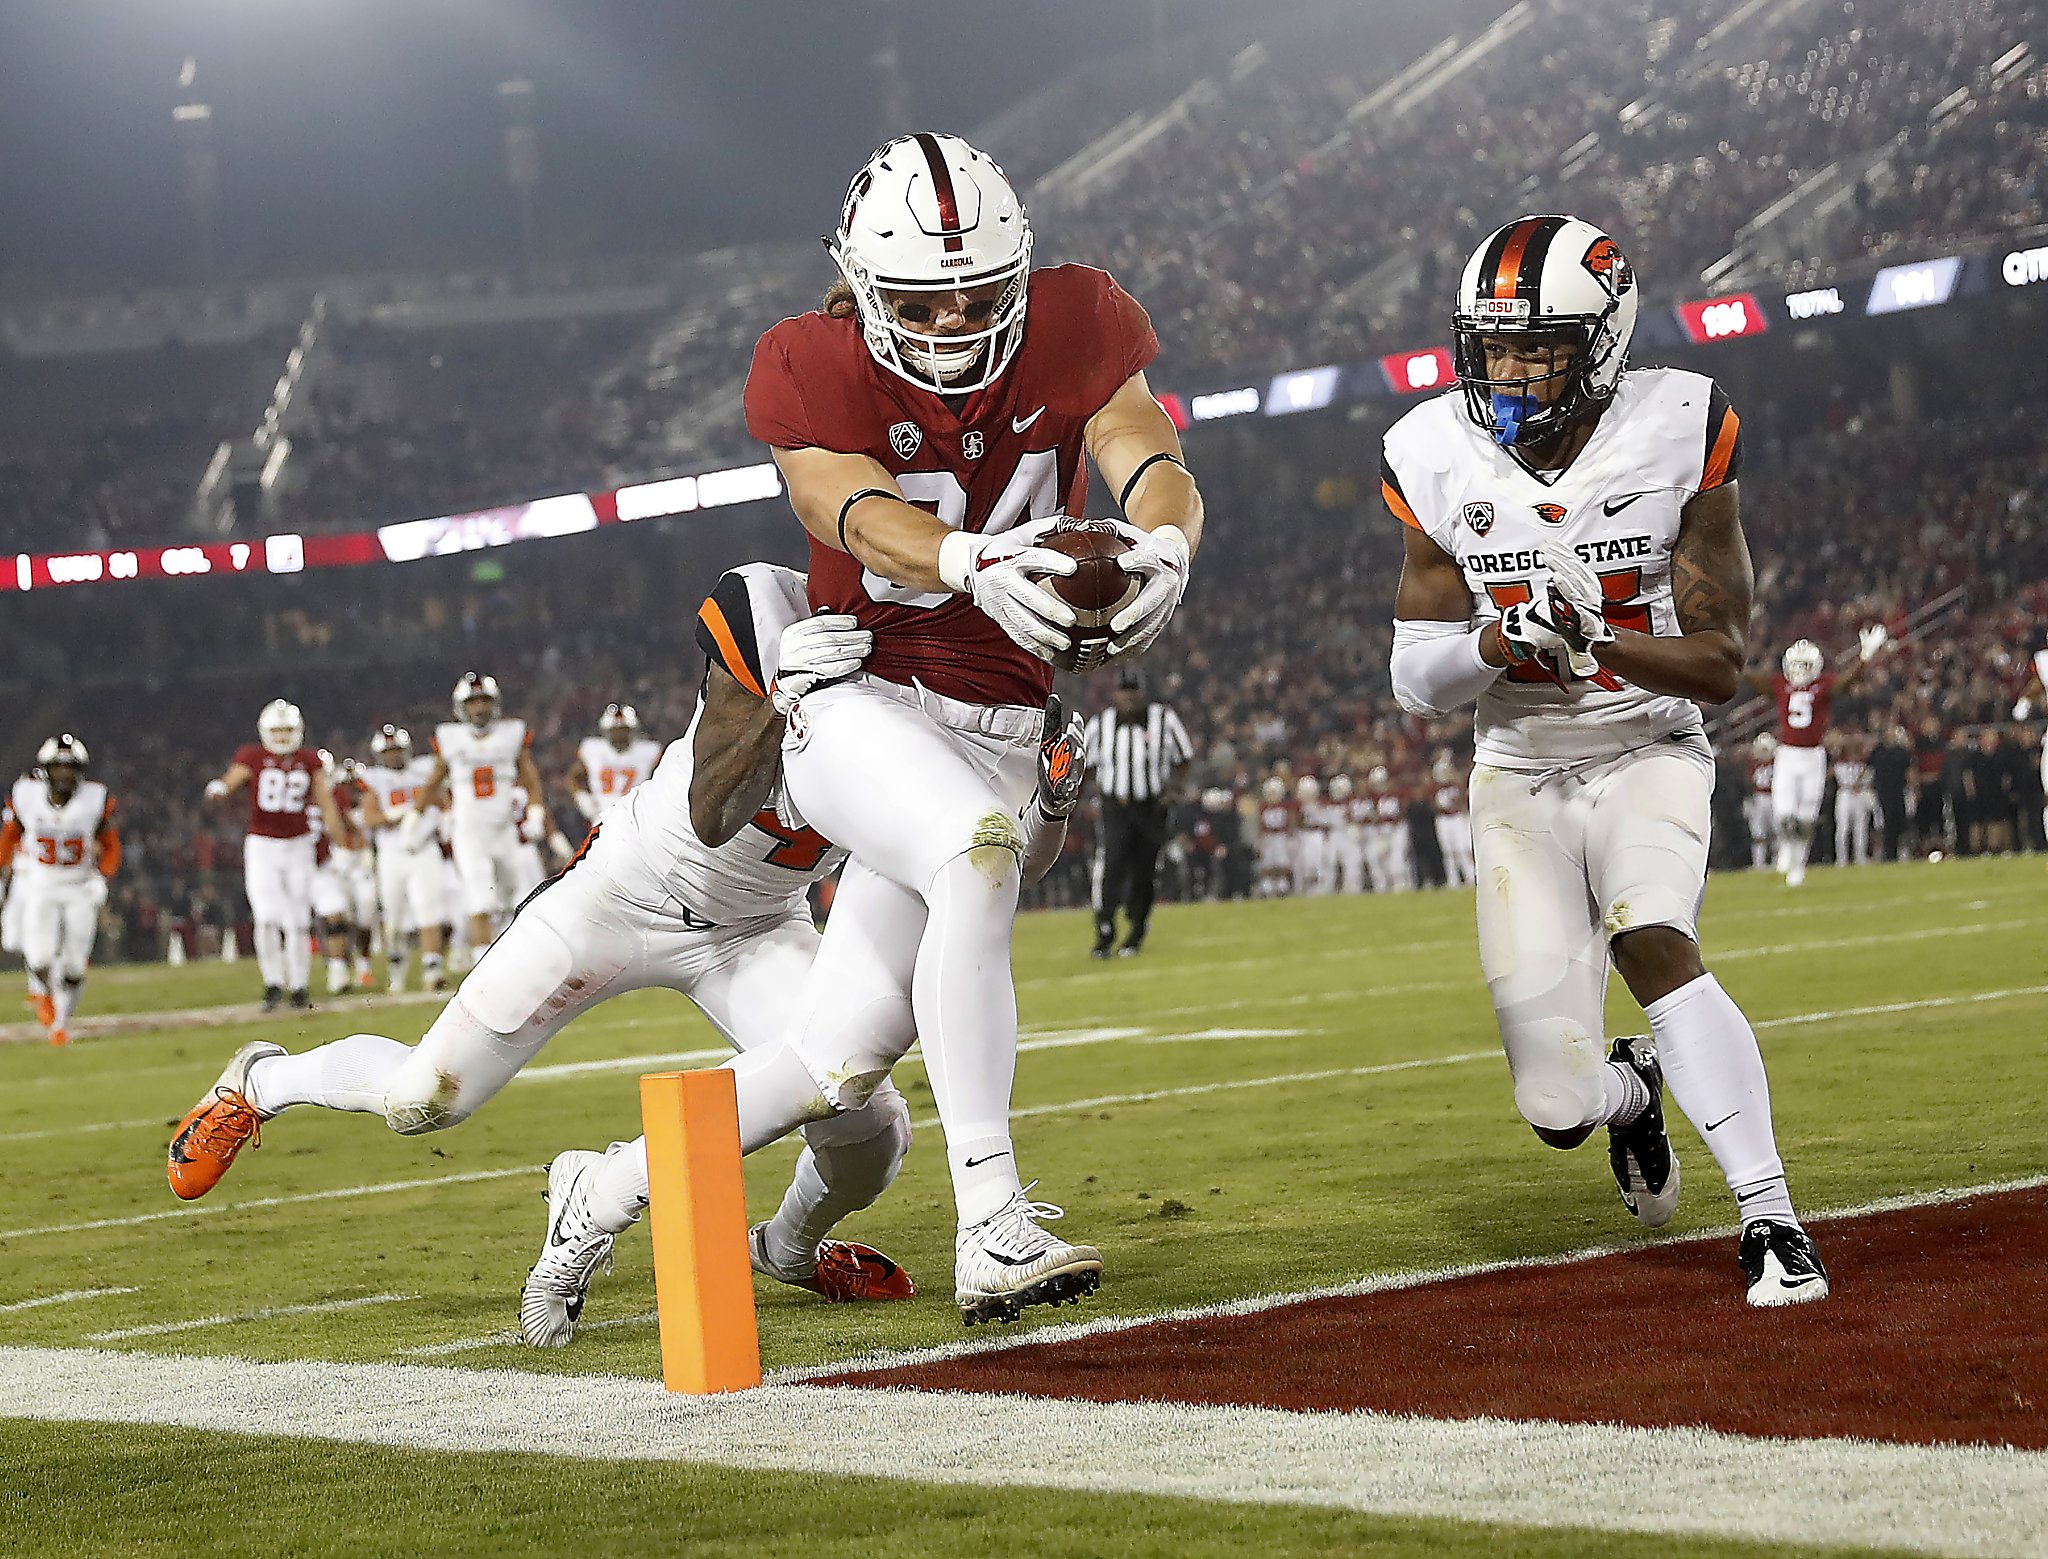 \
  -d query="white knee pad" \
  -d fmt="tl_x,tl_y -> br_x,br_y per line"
382,1053 -> 475,1135
801,1083 -> 912,1204
1512,1071 -> 1608,1137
